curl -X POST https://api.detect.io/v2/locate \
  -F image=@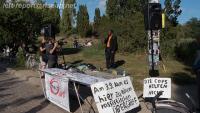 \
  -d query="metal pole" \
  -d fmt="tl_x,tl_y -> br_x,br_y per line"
149,0 -> 155,73
150,30 -> 155,74
73,82 -> 84,113
147,0 -> 155,76
148,0 -> 160,76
